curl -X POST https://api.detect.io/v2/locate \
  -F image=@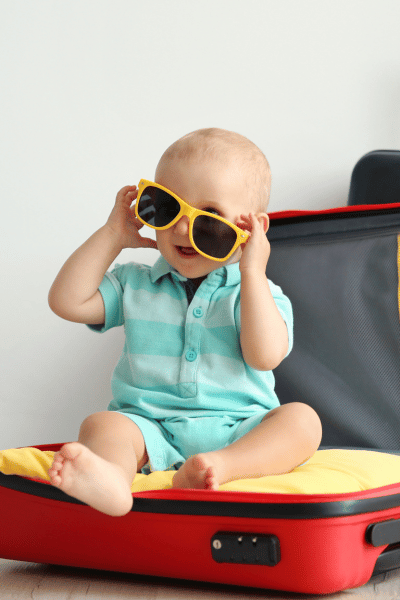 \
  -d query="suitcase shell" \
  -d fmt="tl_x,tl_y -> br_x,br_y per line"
1,448 -> 400,593
0,445 -> 400,594
2,201 -> 400,595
